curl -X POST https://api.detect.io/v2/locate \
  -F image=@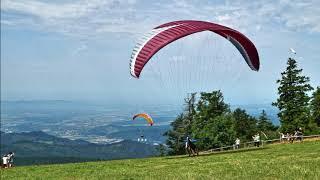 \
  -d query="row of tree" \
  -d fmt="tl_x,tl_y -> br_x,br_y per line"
164,58 -> 319,155
164,91 -> 277,155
